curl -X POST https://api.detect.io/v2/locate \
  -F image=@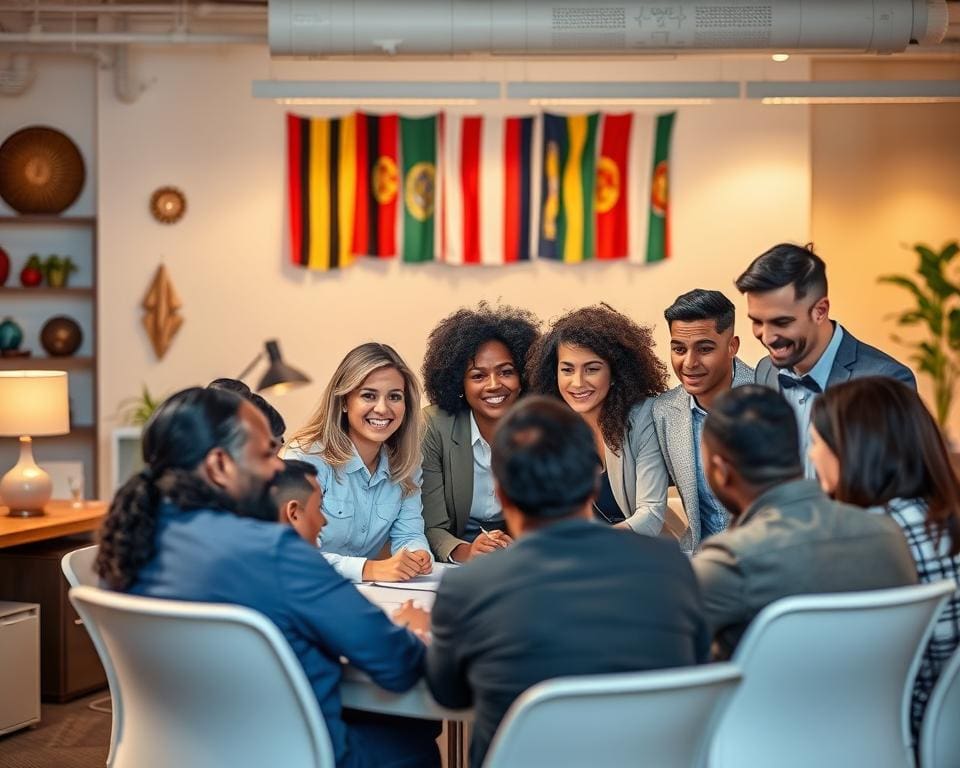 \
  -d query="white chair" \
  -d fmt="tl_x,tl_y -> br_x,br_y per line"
62,544 -> 119,766
710,580 -> 957,768
62,543 -> 99,588
68,585 -> 335,768
483,663 -> 742,768
920,640 -> 960,768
